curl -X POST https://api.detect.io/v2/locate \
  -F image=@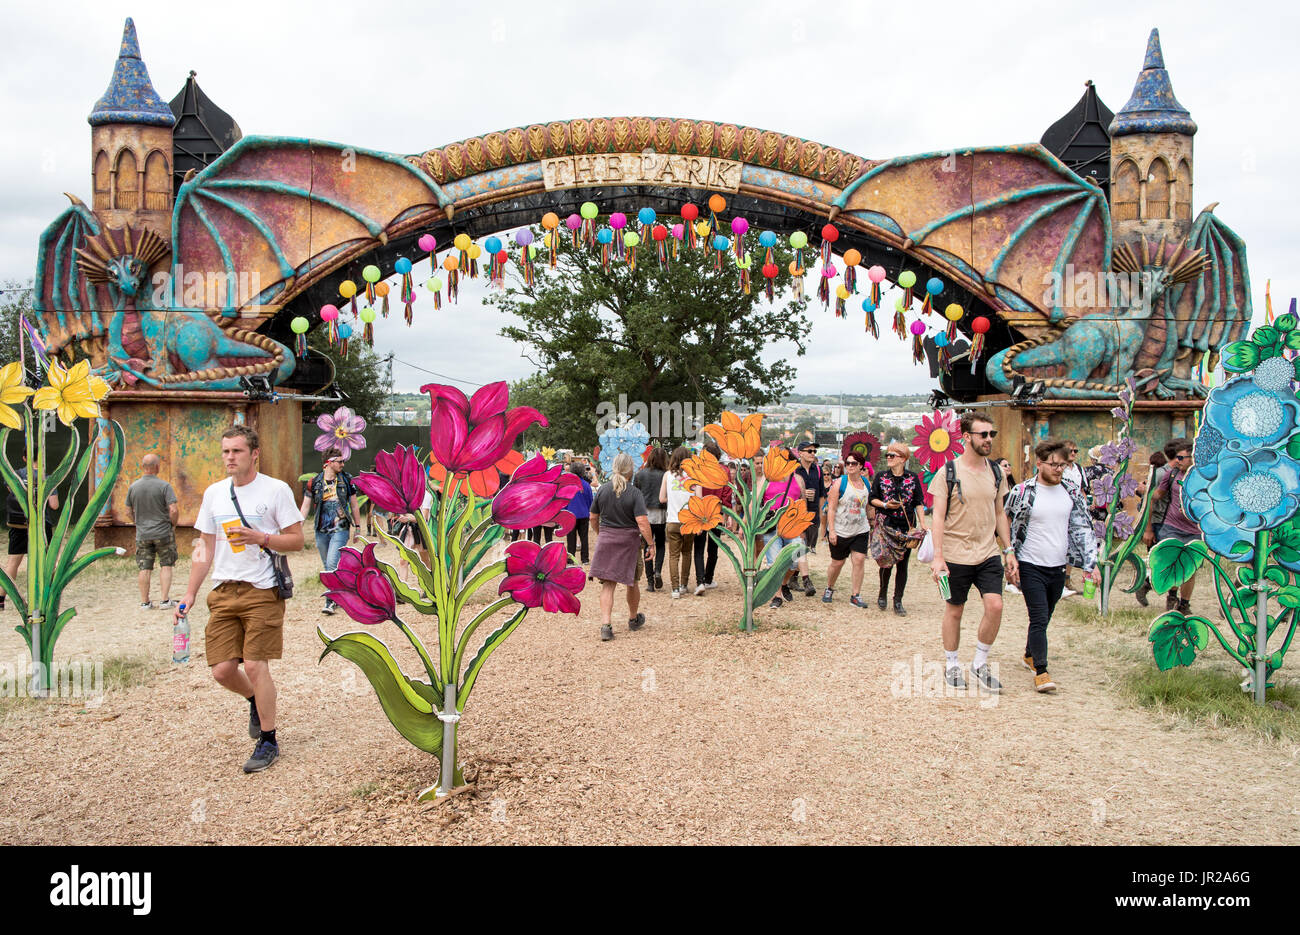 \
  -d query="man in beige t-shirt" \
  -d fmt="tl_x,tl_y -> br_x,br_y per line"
928,413 -> 1017,692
